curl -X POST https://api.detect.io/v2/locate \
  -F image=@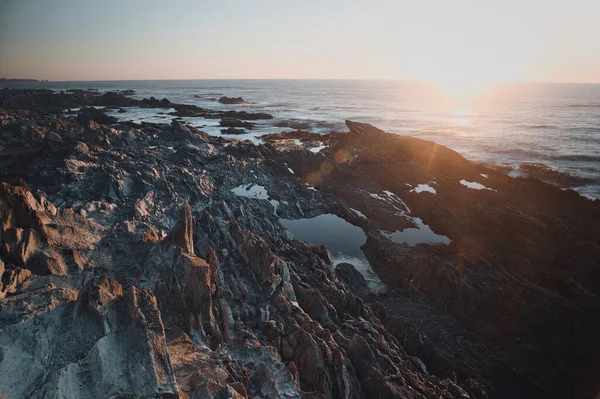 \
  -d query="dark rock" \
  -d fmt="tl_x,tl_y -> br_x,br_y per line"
1,89 -> 597,399
27,252 -> 67,276
76,107 -> 118,125
262,130 -> 323,142
169,105 -> 204,117
167,120 -> 210,141
221,127 -> 246,135
45,131 -> 63,144
219,118 -> 254,130
219,110 -> 273,121
218,96 -> 246,105
141,96 -> 172,108
335,263 -> 369,295
94,91 -> 137,107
